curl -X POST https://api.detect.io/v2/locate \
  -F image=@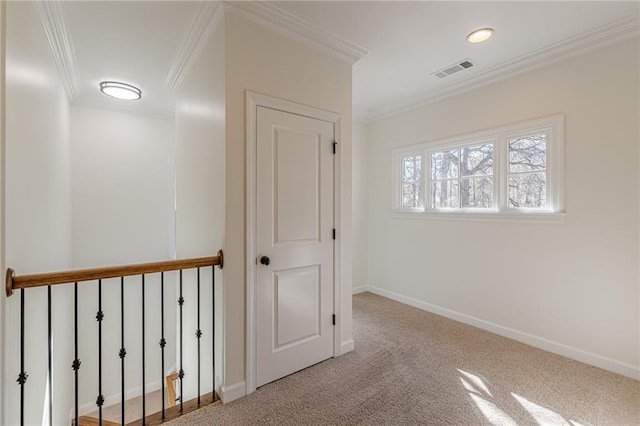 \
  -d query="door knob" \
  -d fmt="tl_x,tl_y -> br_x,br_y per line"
260,256 -> 270,266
